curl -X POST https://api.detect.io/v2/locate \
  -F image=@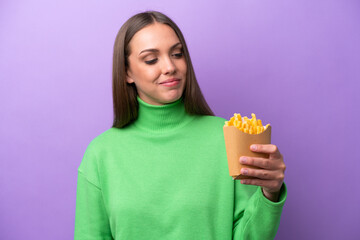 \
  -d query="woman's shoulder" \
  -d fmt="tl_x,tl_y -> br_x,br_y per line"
78,127 -> 126,184
189,115 -> 227,138
188,115 -> 227,145
85,126 -> 131,152
193,115 -> 227,127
